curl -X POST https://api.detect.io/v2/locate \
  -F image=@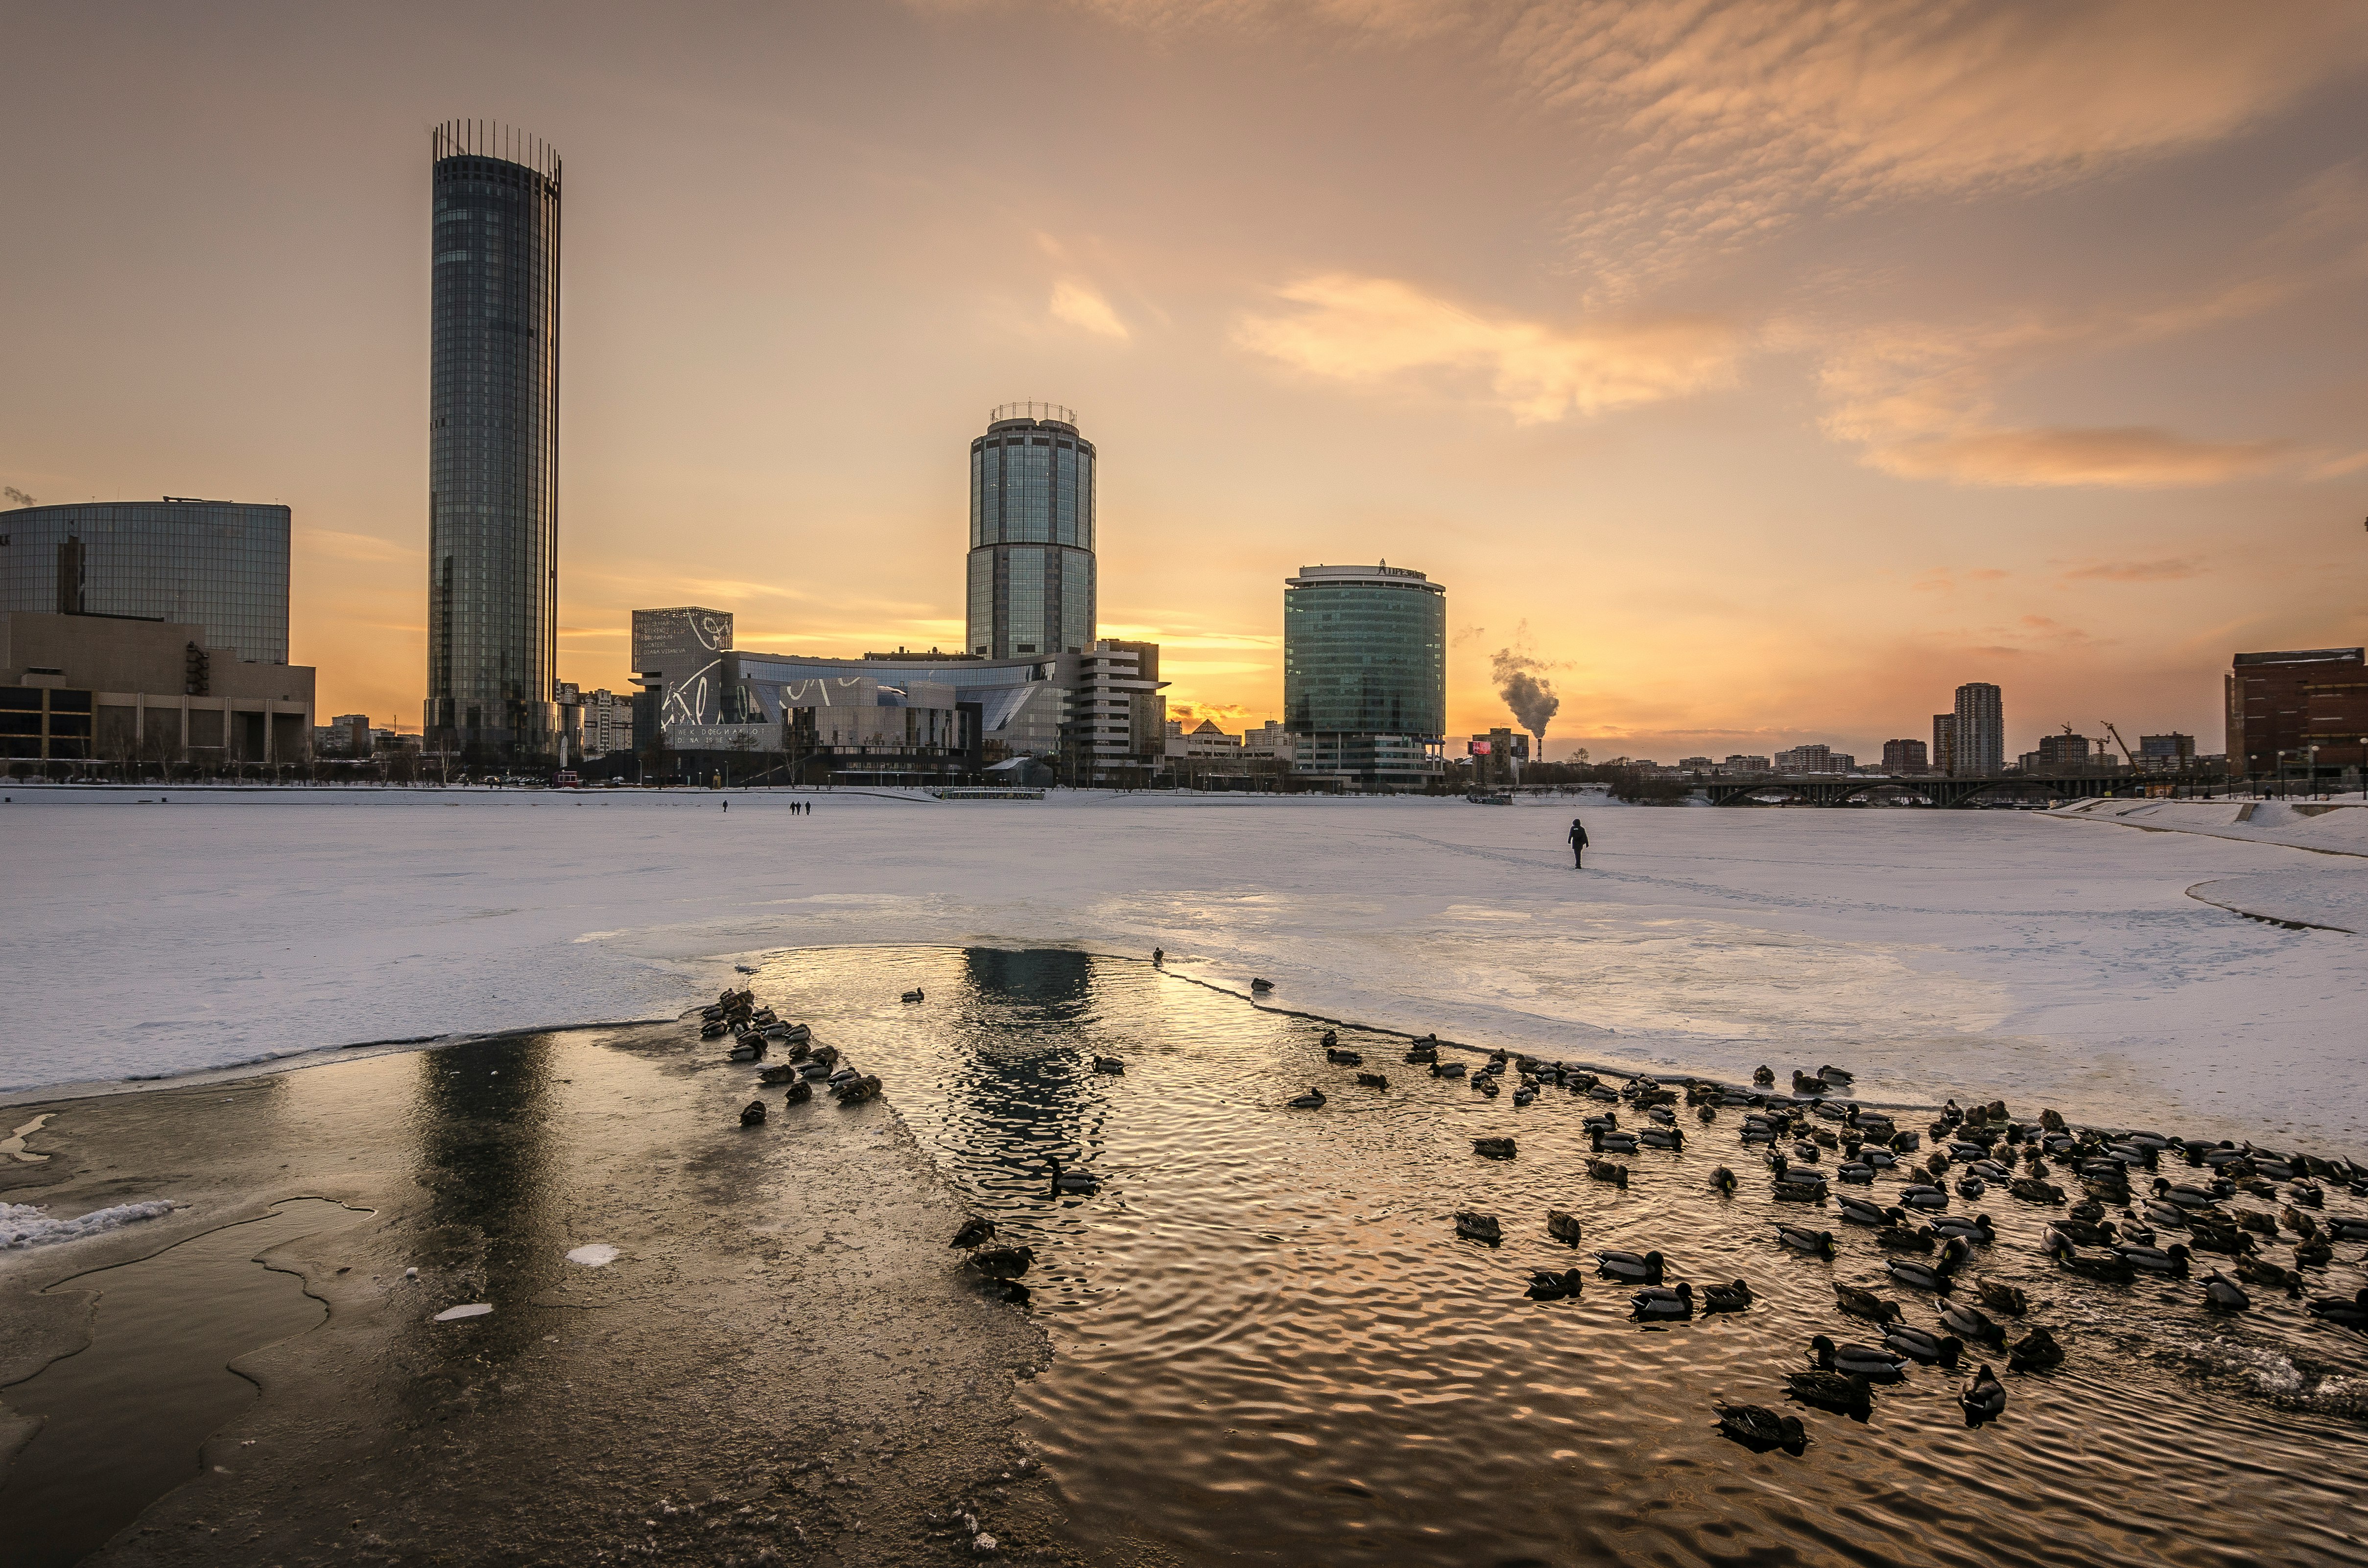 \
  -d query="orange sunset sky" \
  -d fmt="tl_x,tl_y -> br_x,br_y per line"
6,0 -> 2368,761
